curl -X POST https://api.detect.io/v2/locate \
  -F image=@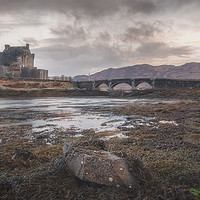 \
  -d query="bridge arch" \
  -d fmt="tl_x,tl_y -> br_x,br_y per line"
109,79 -> 133,90
98,83 -> 109,91
135,82 -> 153,90
94,80 -> 109,90
134,78 -> 154,89
112,83 -> 133,90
